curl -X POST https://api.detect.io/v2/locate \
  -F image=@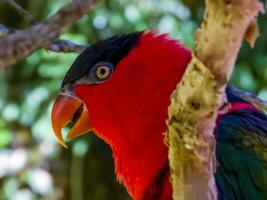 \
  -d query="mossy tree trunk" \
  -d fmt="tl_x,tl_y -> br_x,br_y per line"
166,0 -> 264,200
